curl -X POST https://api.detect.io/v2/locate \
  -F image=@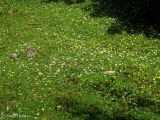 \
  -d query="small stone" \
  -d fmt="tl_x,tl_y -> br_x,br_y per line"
26,45 -> 37,57
10,53 -> 18,59
38,72 -> 43,76
56,105 -> 62,110
104,71 -> 116,75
